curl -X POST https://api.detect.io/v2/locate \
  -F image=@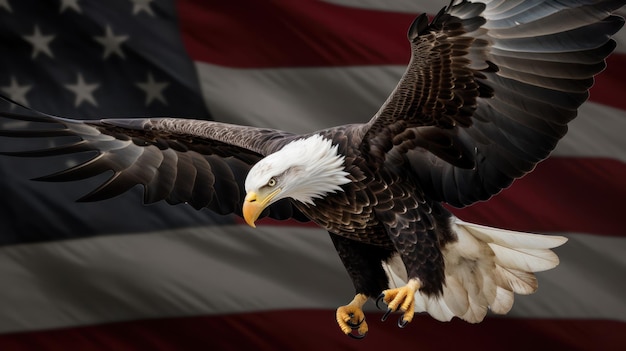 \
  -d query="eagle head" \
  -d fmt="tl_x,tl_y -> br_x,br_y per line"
243,134 -> 351,227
